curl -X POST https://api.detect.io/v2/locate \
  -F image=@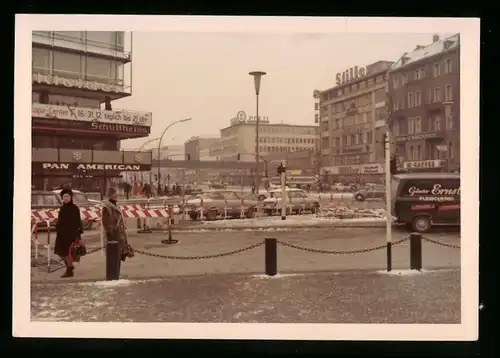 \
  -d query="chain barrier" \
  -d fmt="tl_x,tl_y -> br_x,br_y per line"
276,237 -> 409,255
133,241 -> 265,260
421,236 -> 461,249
